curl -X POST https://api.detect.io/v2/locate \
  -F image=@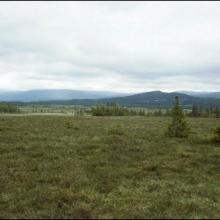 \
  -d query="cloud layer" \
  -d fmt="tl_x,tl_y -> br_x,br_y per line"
0,2 -> 220,92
